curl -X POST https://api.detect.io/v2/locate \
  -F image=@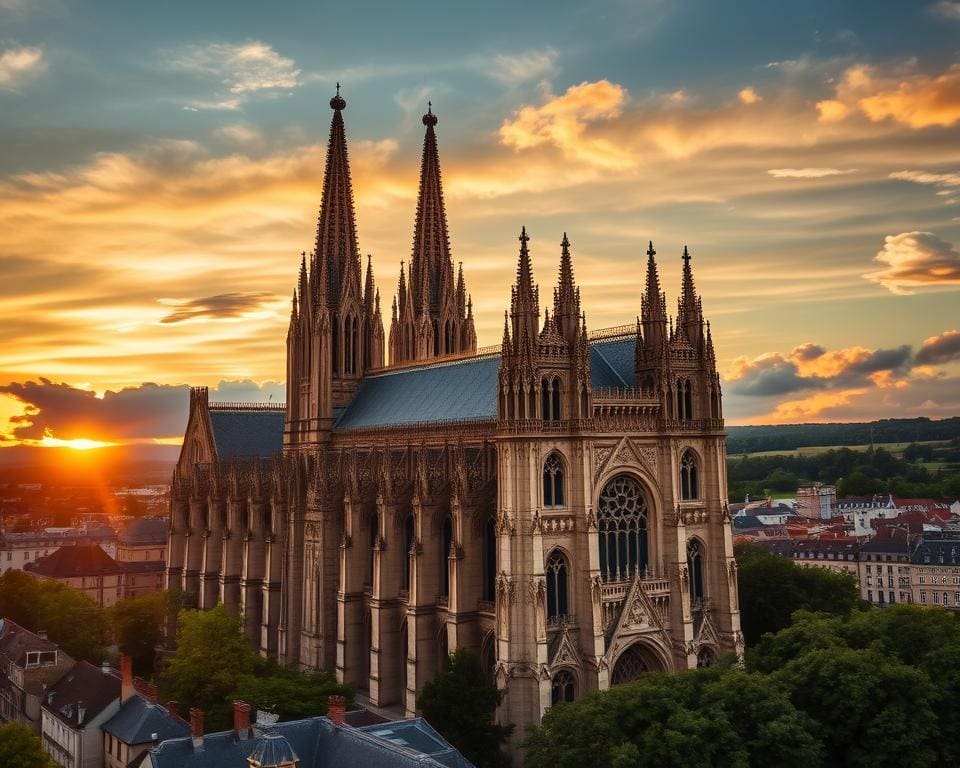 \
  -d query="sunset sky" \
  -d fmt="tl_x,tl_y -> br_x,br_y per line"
2,0 -> 960,447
